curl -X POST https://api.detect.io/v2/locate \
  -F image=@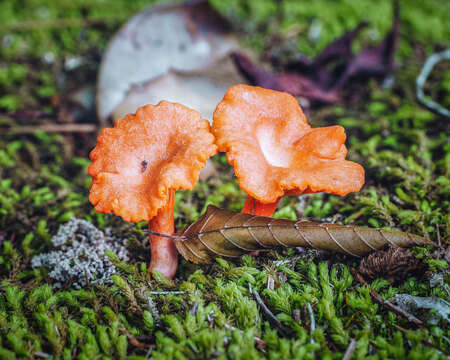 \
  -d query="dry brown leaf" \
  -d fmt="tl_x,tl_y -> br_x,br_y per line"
233,1 -> 399,106
173,206 -> 433,264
